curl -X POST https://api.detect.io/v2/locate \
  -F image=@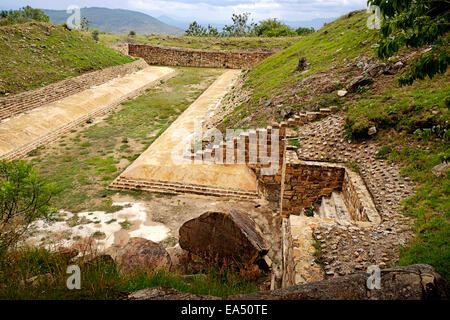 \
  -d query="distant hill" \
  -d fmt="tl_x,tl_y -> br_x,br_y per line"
43,7 -> 183,35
